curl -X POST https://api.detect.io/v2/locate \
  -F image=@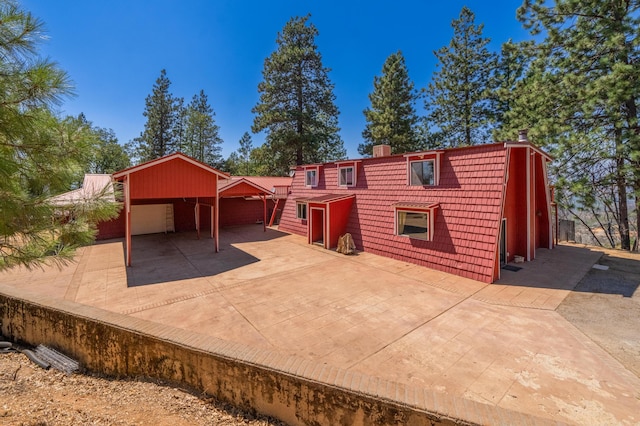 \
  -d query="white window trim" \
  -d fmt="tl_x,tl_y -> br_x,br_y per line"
405,152 -> 442,186
394,208 -> 436,241
338,165 -> 356,187
408,159 -> 436,186
296,202 -> 307,220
